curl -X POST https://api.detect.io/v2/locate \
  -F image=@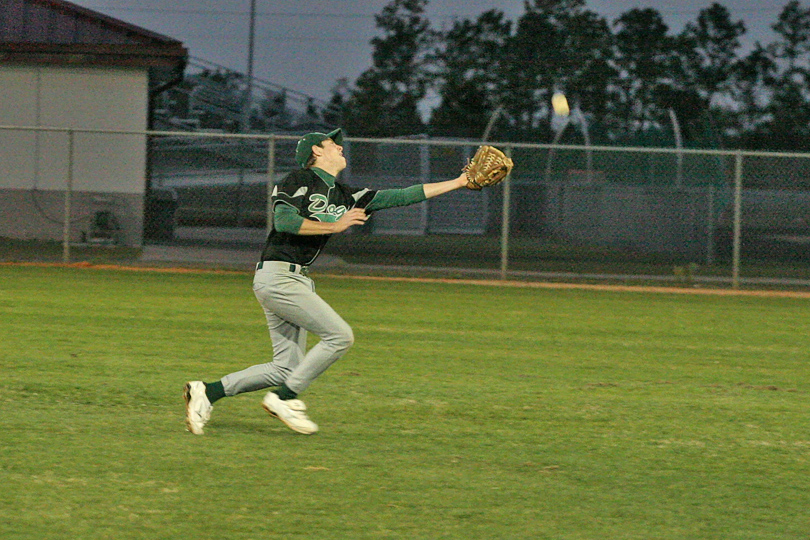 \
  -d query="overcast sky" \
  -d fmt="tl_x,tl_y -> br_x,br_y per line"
71,0 -> 788,103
